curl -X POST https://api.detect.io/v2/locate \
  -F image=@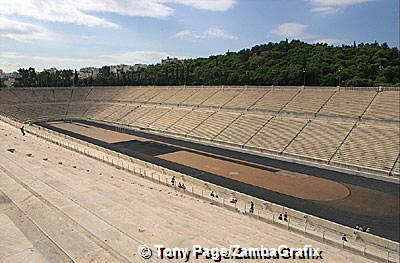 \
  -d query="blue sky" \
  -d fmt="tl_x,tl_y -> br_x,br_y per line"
0,0 -> 398,72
